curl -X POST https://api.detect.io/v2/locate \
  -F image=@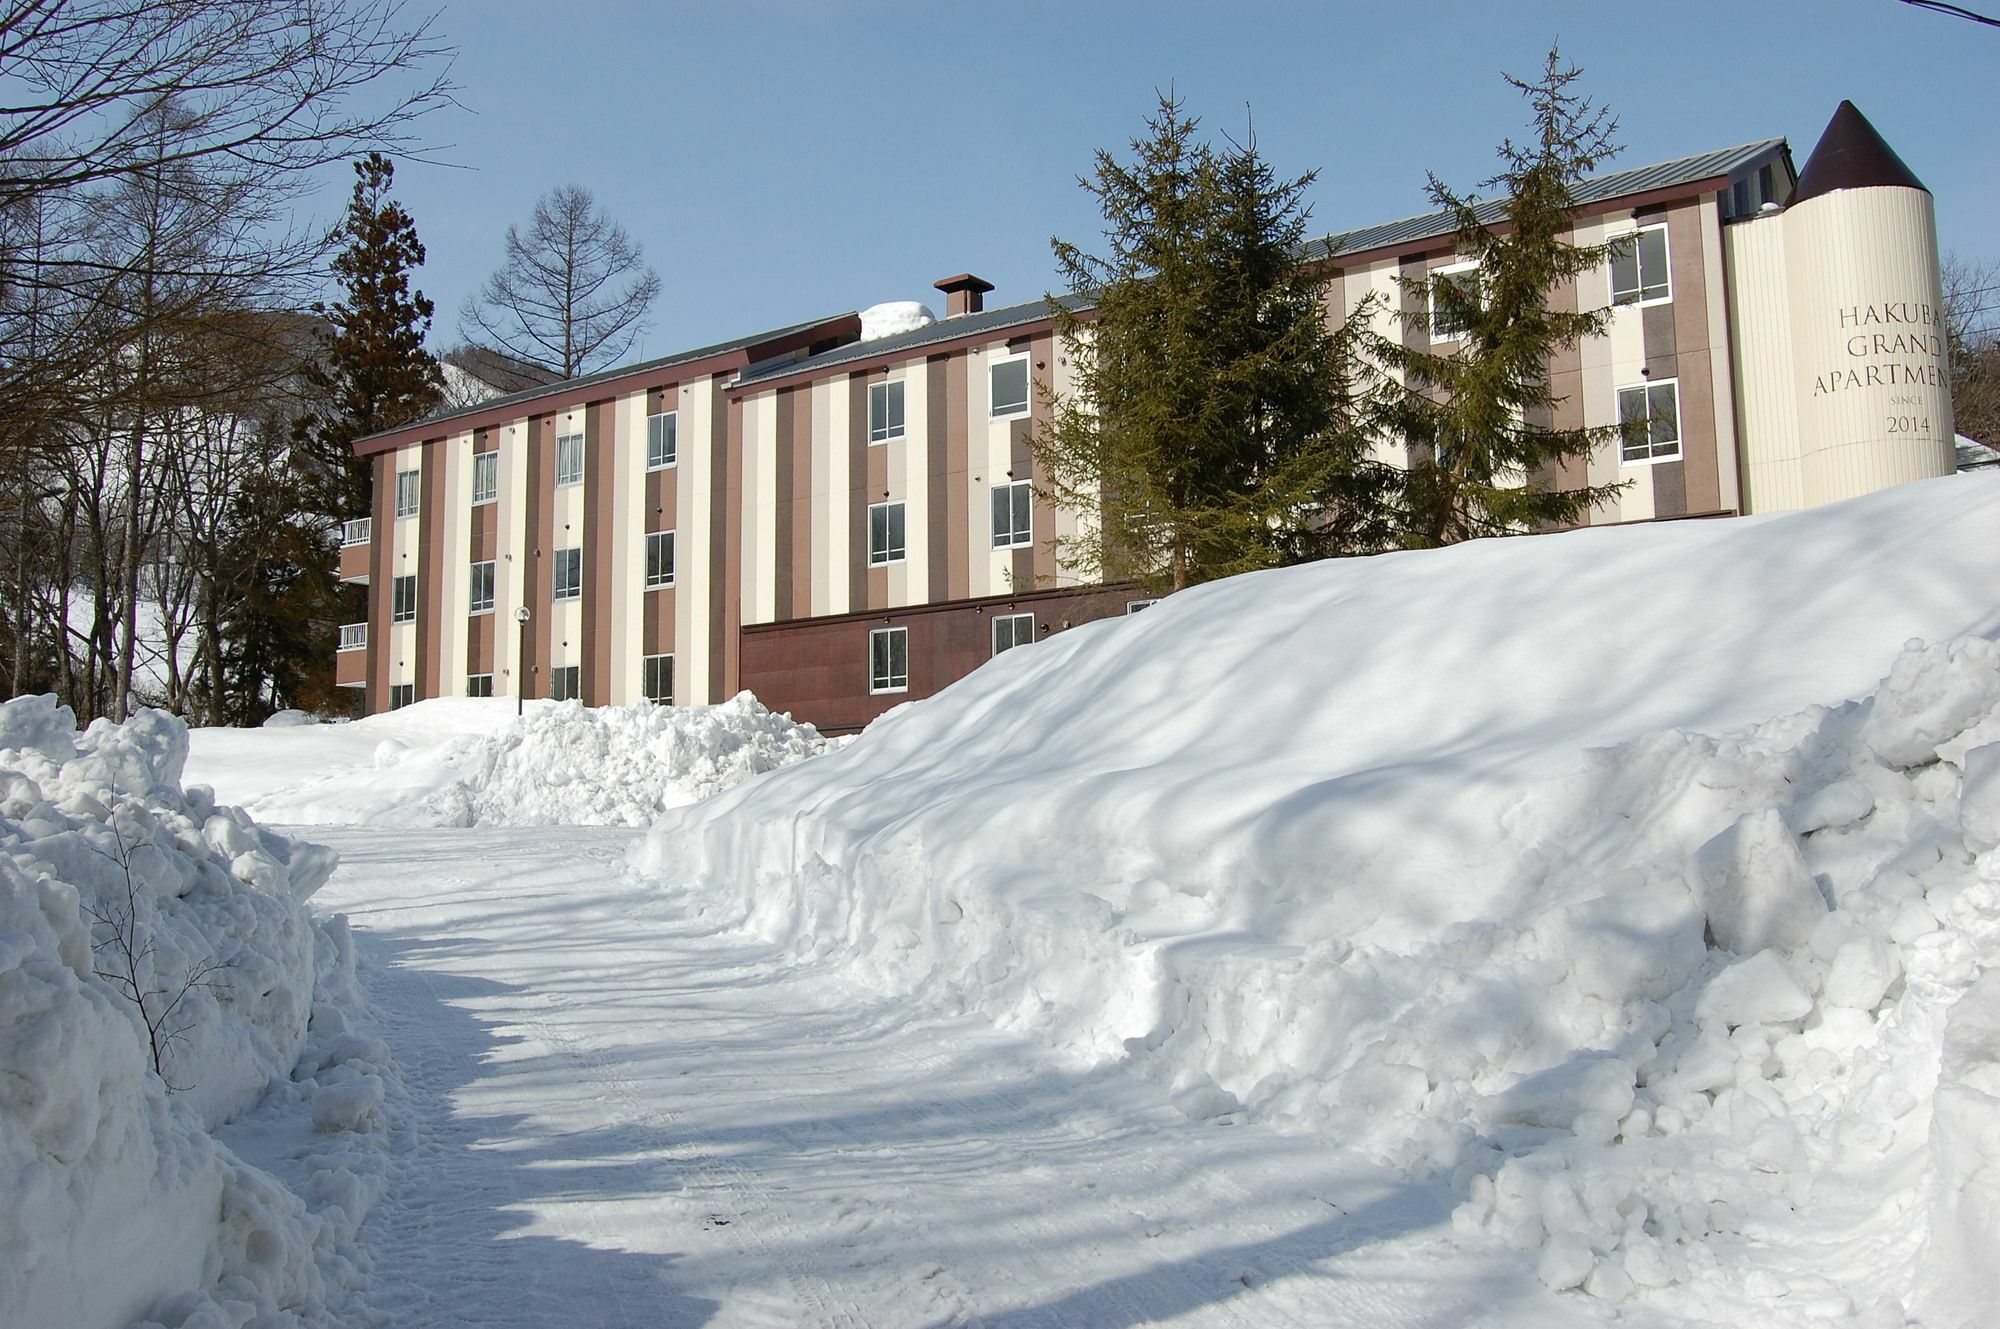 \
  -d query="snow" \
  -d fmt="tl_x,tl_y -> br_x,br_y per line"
185,692 -> 831,828
857,299 -> 935,341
